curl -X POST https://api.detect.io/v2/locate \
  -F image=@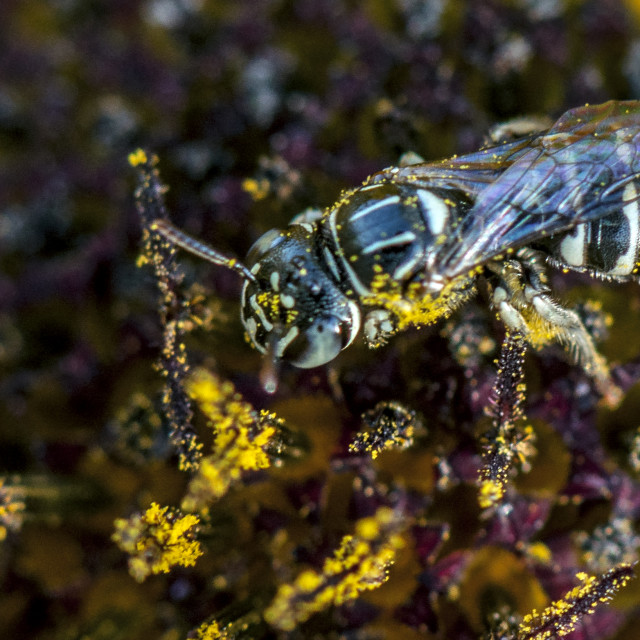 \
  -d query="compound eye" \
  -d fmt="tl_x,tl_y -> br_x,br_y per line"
283,316 -> 351,368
